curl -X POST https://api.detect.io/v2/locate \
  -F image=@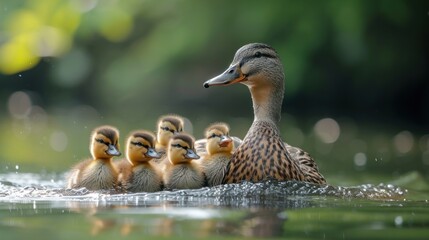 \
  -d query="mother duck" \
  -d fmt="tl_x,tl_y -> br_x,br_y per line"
204,43 -> 326,185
